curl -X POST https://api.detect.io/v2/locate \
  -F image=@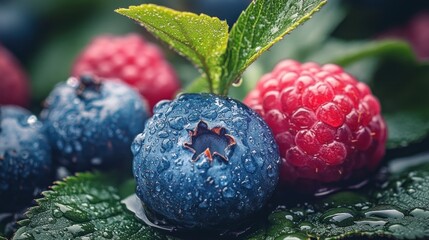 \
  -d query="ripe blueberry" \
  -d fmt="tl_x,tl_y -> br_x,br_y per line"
41,75 -> 149,172
0,106 -> 52,211
132,93 -> 280,229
